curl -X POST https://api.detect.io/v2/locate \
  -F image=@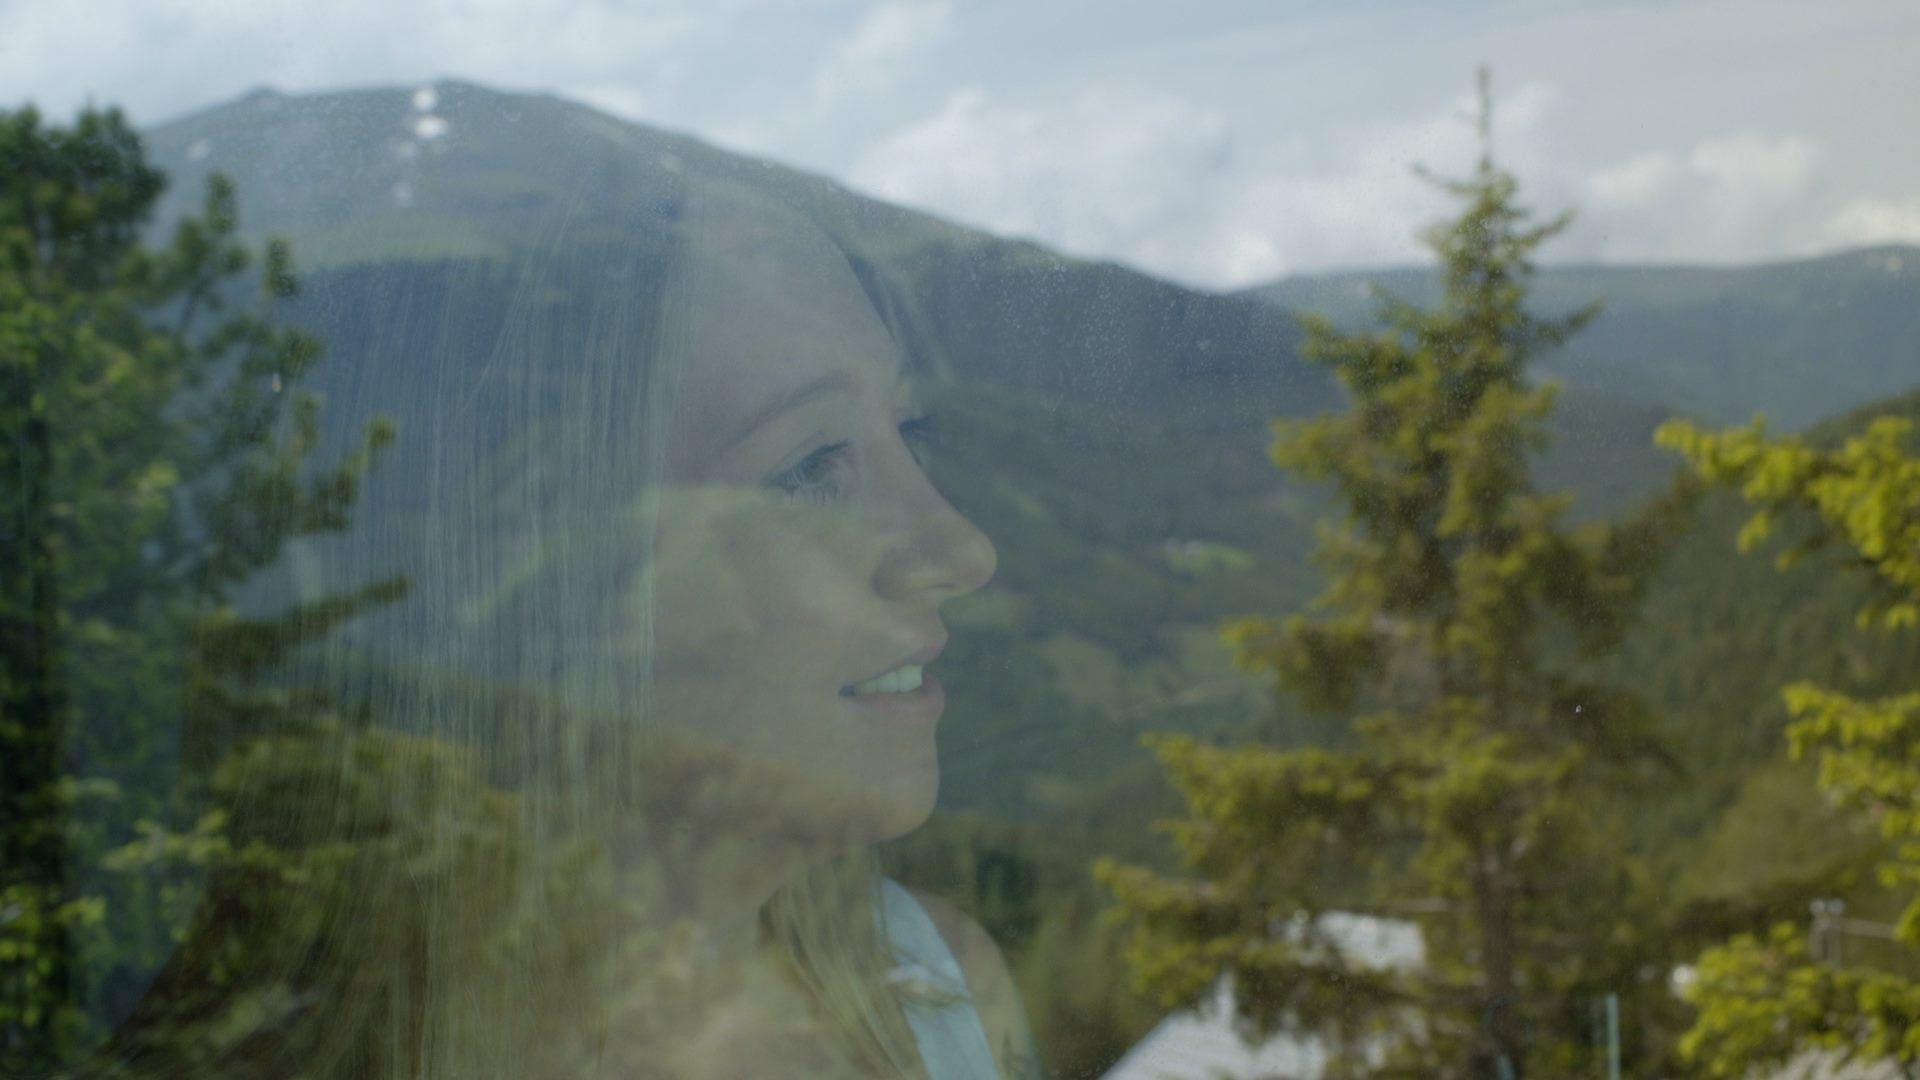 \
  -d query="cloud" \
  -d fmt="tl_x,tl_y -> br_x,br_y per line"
8,0 -> 1913,285
1222,81 -> 1561,280
849,85 -> 1238,275
812,1 -> 951,107
1585,152 -> 1676,208
847,79 -> 1559,288
0,0 -> 745,126
1825,196 -> 1920,247
1575,134 -> 1824,261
